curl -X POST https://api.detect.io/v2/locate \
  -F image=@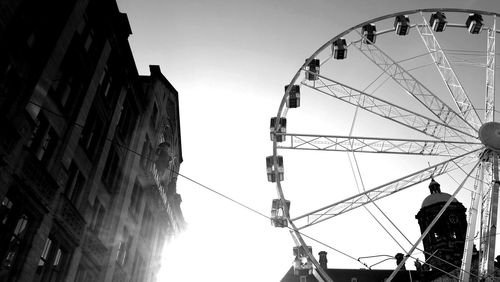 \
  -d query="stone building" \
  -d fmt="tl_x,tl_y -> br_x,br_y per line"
0,0 -> 184,281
